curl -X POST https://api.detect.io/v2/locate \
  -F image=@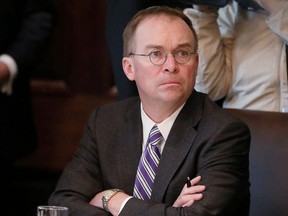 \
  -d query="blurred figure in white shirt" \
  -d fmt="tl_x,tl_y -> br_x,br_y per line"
184,0 -> 288,112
